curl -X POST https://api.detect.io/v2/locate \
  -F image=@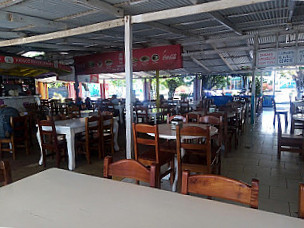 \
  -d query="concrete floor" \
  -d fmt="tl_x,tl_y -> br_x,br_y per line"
2,107 -> 303,218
